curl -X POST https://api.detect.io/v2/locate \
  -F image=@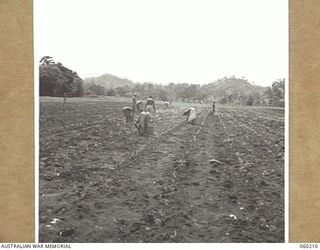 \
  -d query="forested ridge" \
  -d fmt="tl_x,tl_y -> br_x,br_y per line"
40,56 -> 284,107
